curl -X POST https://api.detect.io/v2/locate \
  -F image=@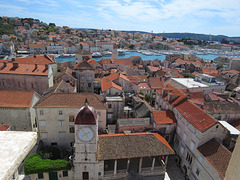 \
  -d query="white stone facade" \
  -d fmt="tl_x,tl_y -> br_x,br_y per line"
36,107 -> 106,148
